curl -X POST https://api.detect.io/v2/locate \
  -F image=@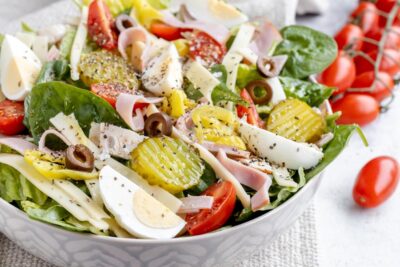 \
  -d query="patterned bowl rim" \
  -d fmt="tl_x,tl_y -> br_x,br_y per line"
0,172 -> 322,244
